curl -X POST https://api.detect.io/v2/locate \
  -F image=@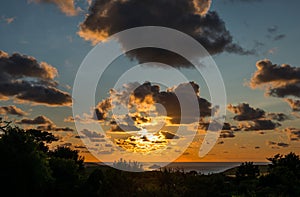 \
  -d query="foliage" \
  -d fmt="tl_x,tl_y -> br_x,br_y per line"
257,152 -> 300,196
1,119 -> 300,196
236,162 -> 260,179
0,119 -> 84,196
0,122 -> 53,195
49,146 -> 84,169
